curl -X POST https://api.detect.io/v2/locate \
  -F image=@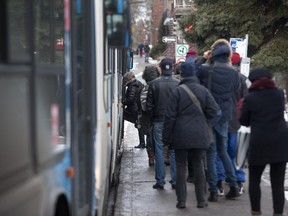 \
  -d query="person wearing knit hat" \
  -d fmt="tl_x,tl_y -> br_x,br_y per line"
248,68 -> 272,82
186,49 -> 198,59
231,52 -> 241,66
239,67 -> 288,216
181,61 -> 196,78
163,59 -> 220,209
